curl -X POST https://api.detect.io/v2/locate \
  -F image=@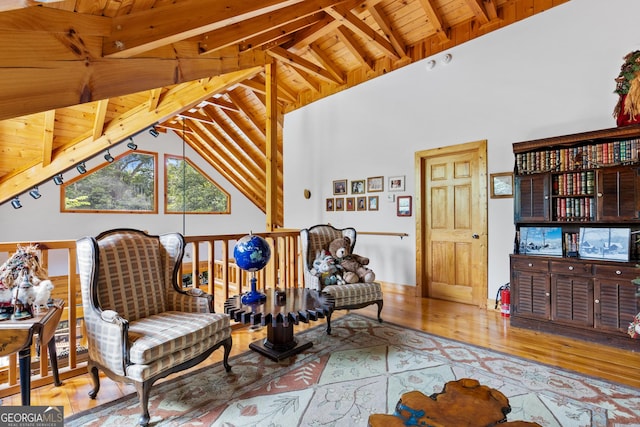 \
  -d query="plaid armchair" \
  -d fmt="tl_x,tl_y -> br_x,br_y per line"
300,224 -> 383,334
76,229 -> 232,427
